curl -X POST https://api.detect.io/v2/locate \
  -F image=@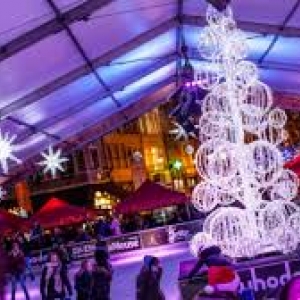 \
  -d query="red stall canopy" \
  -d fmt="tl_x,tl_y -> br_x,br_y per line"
0,209 -> 27,233
31,198 -> 96,229
115,180 -> 188,214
